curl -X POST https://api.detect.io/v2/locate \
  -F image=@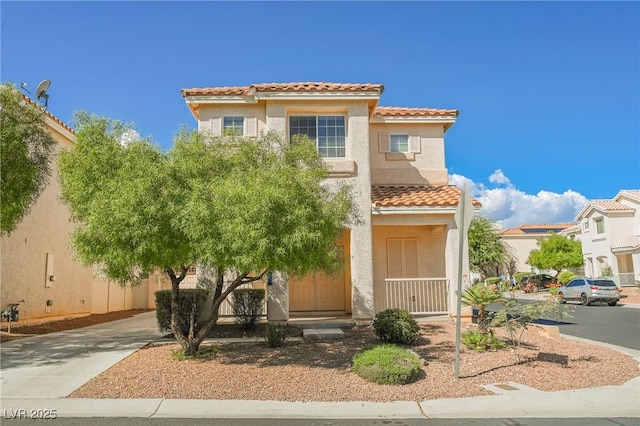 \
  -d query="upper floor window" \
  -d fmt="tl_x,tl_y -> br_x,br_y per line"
390,134 -> 409,153
378,133 -> 421,155
290,115 -> 345,158
583,220 -> 589,231
594,217 -> 605,234
223,116 -> 244,136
